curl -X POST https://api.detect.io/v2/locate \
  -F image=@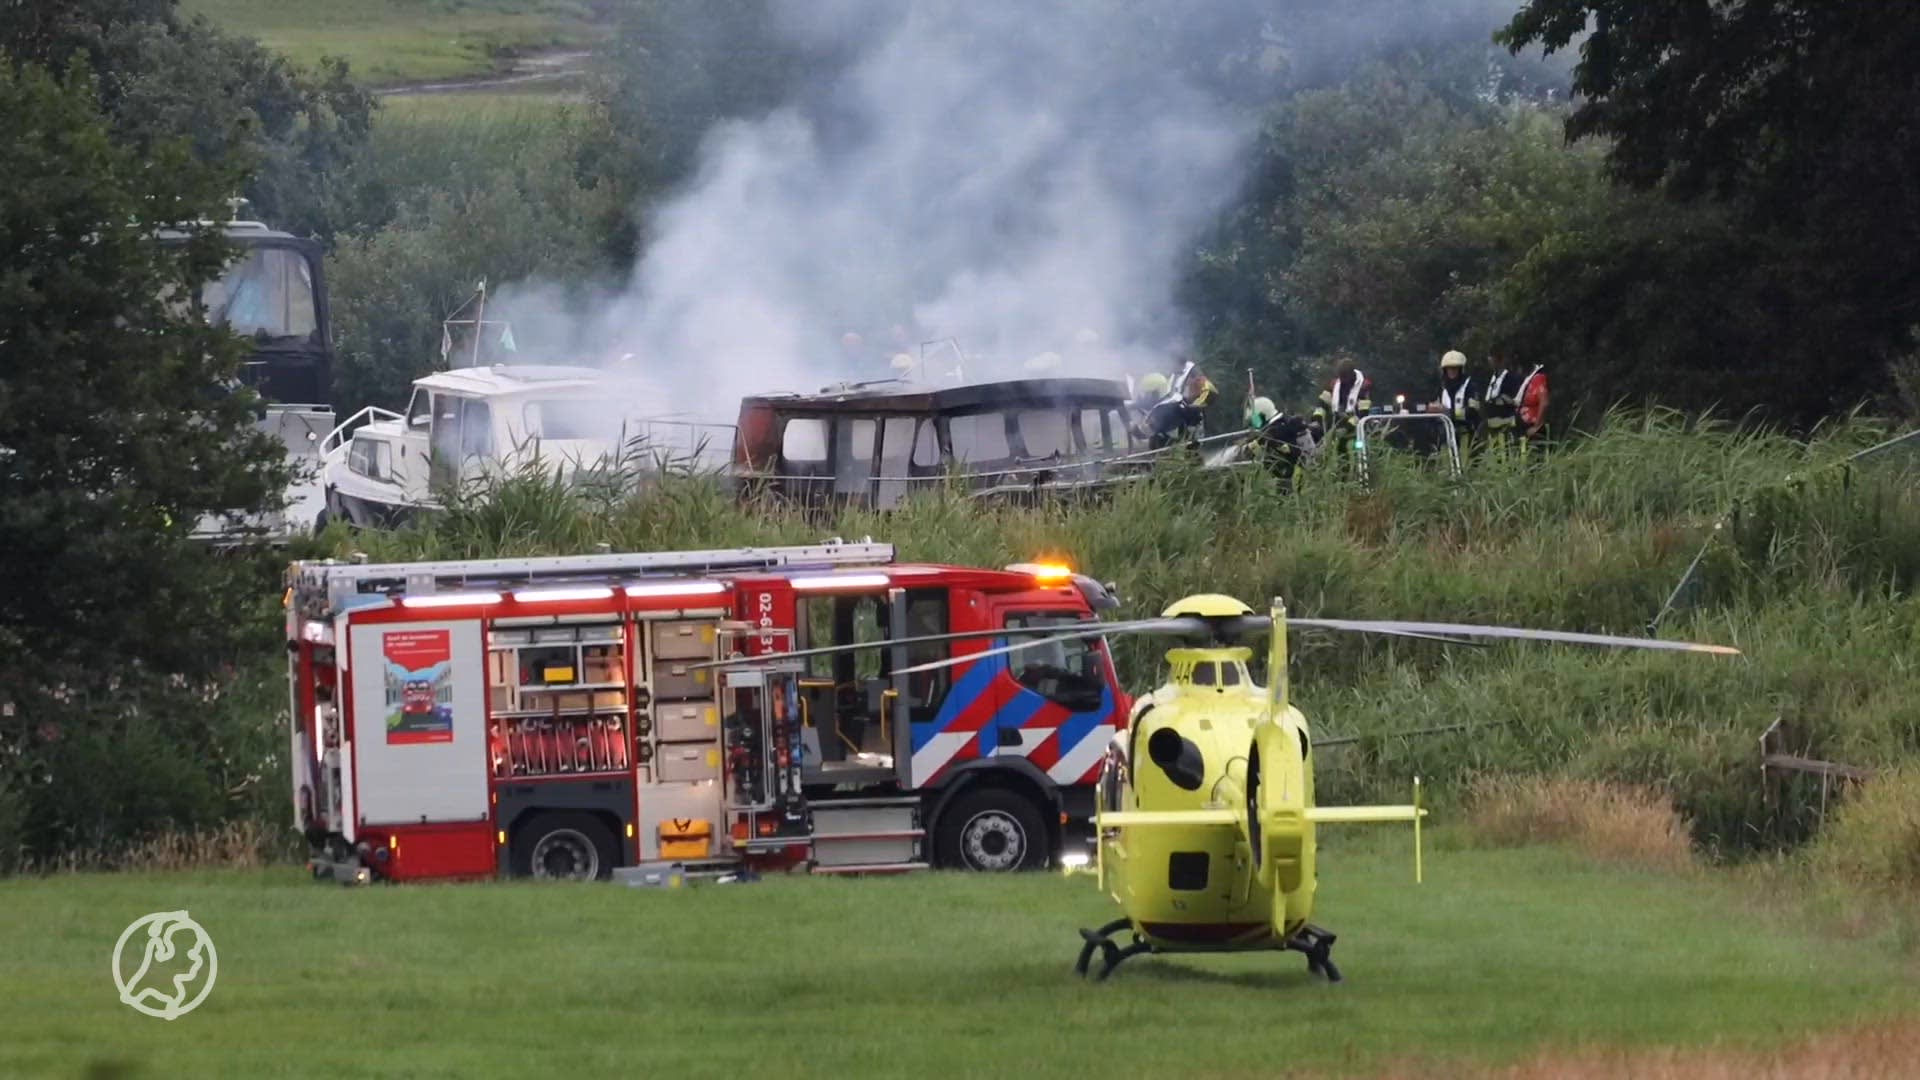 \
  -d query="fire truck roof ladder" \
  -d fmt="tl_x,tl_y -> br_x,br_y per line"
293,541 -> 896,615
